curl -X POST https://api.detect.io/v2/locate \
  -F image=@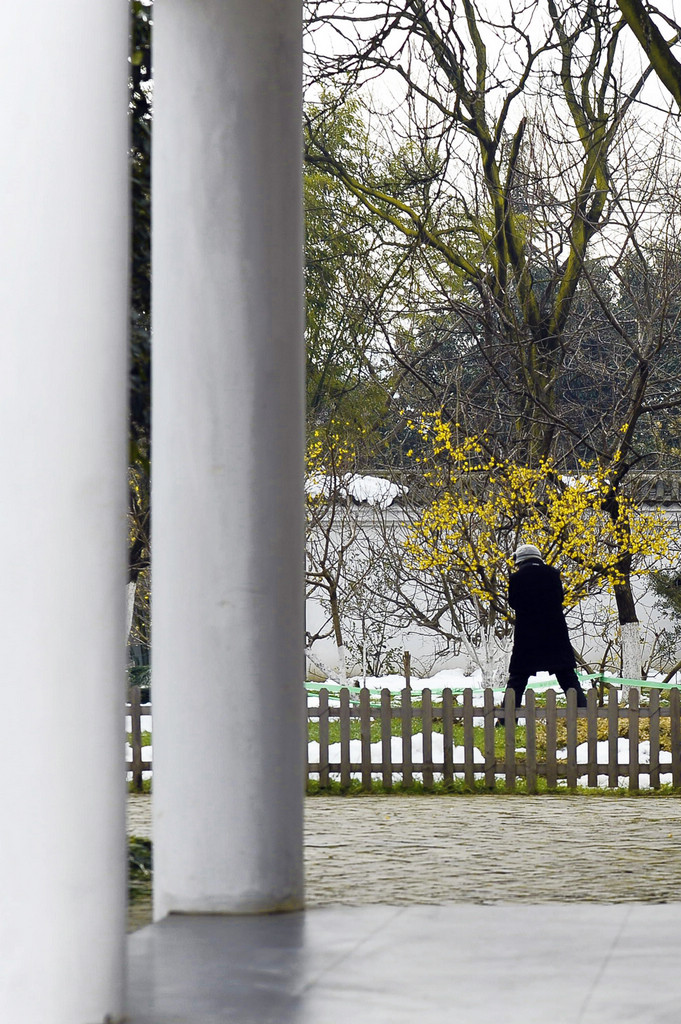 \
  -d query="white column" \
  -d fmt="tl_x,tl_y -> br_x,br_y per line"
152,0 -> 305,916
0,5 -> 130,1024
